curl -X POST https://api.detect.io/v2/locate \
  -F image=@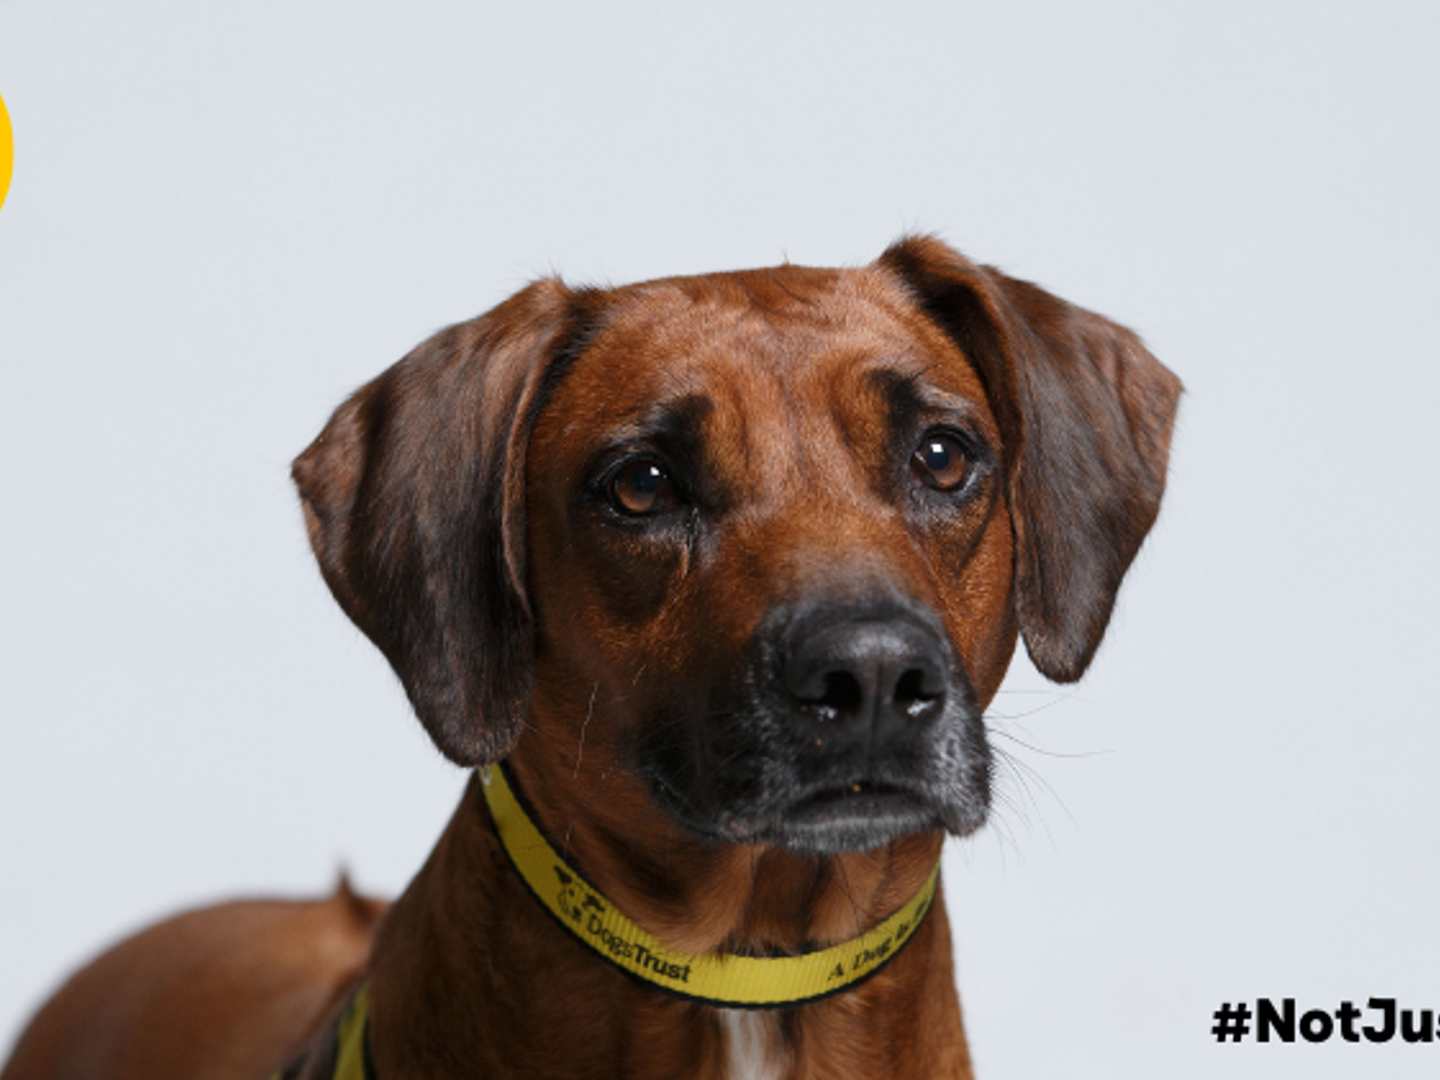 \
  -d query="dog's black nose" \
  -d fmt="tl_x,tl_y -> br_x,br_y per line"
783,611 -> 948,747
